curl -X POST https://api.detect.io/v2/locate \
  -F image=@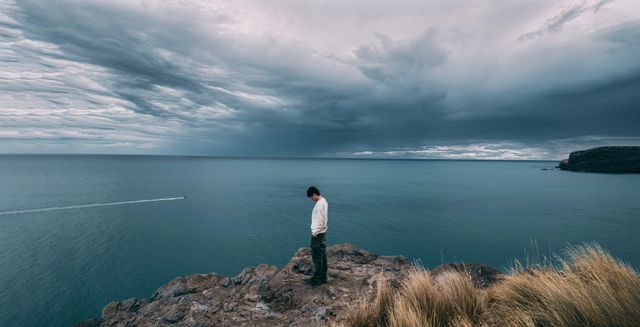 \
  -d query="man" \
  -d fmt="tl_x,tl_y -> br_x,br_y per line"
307,186 -> 328,286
